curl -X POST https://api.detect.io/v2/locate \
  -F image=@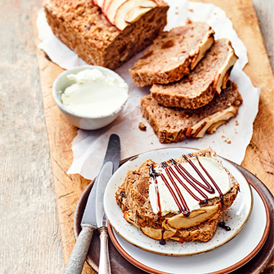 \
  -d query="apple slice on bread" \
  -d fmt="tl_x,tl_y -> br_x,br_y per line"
93,0 -> 159,31
115,0 -> 158,30
103,0 -> 113,14
96,0 -> 105,8
125,6 -> 152,23
105,0 -> 126,24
